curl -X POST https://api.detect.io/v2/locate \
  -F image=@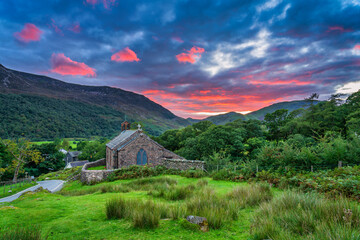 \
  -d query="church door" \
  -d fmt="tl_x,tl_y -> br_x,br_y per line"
136,149 -> 148,165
